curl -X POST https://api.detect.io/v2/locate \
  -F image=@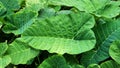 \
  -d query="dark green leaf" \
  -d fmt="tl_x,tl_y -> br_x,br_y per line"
38,55 -> 69,68
88,19 -> 120,64
100,60 -> 120,68
2,9 -> 37,35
